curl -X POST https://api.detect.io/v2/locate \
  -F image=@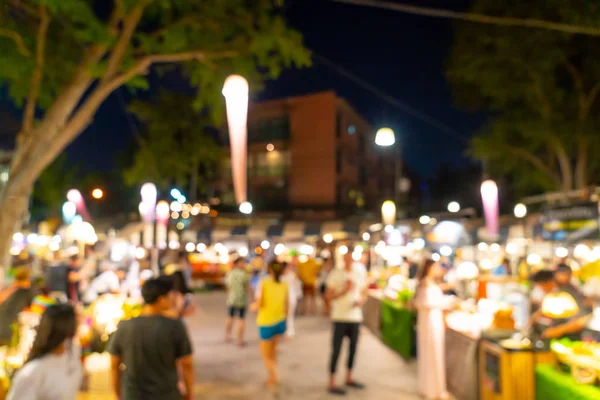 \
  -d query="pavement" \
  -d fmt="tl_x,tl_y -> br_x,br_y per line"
80,291 -> 421,400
